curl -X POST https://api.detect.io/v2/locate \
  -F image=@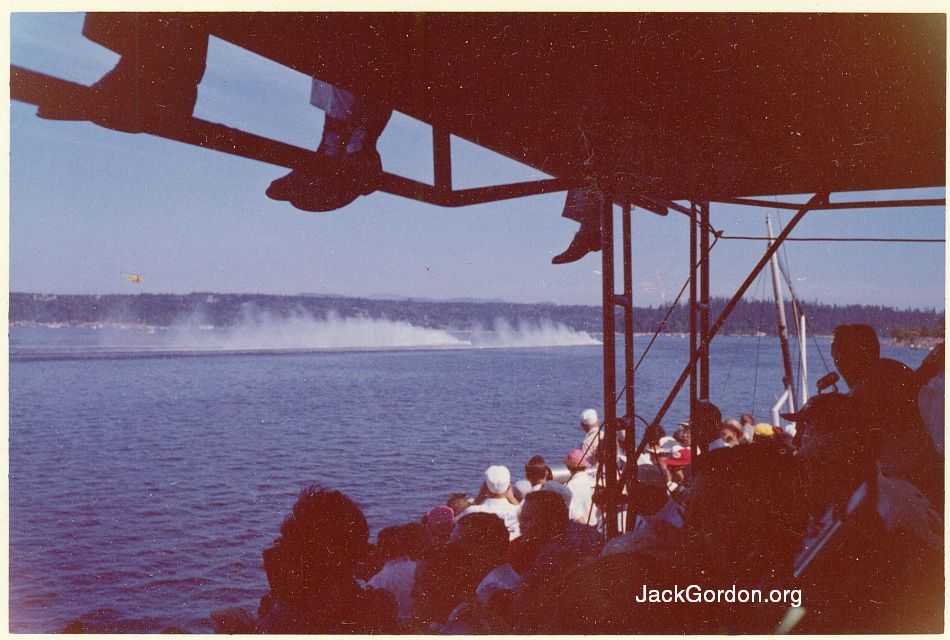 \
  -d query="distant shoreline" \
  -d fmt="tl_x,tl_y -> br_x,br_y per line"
886,336 -> 944,351
18,321 -> 944,348
9,292 -> 944,342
